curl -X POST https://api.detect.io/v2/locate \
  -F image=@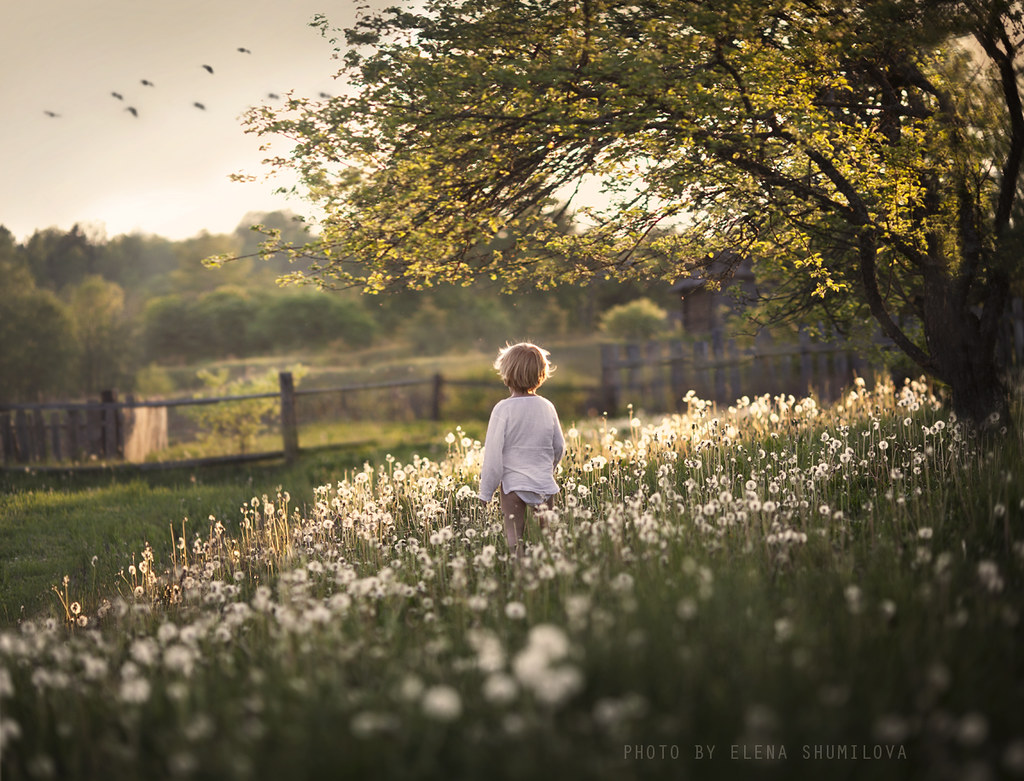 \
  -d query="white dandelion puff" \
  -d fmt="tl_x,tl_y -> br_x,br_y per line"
421,685 -> 462,722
